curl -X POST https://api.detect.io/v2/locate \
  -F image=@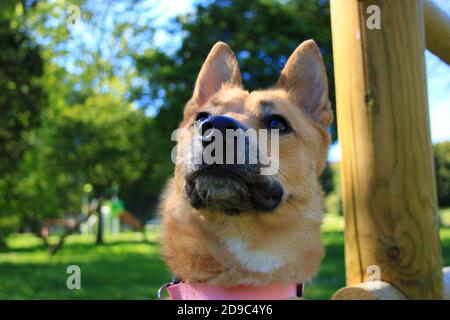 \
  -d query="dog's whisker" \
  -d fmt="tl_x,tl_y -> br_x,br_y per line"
287,194 -> 318,214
